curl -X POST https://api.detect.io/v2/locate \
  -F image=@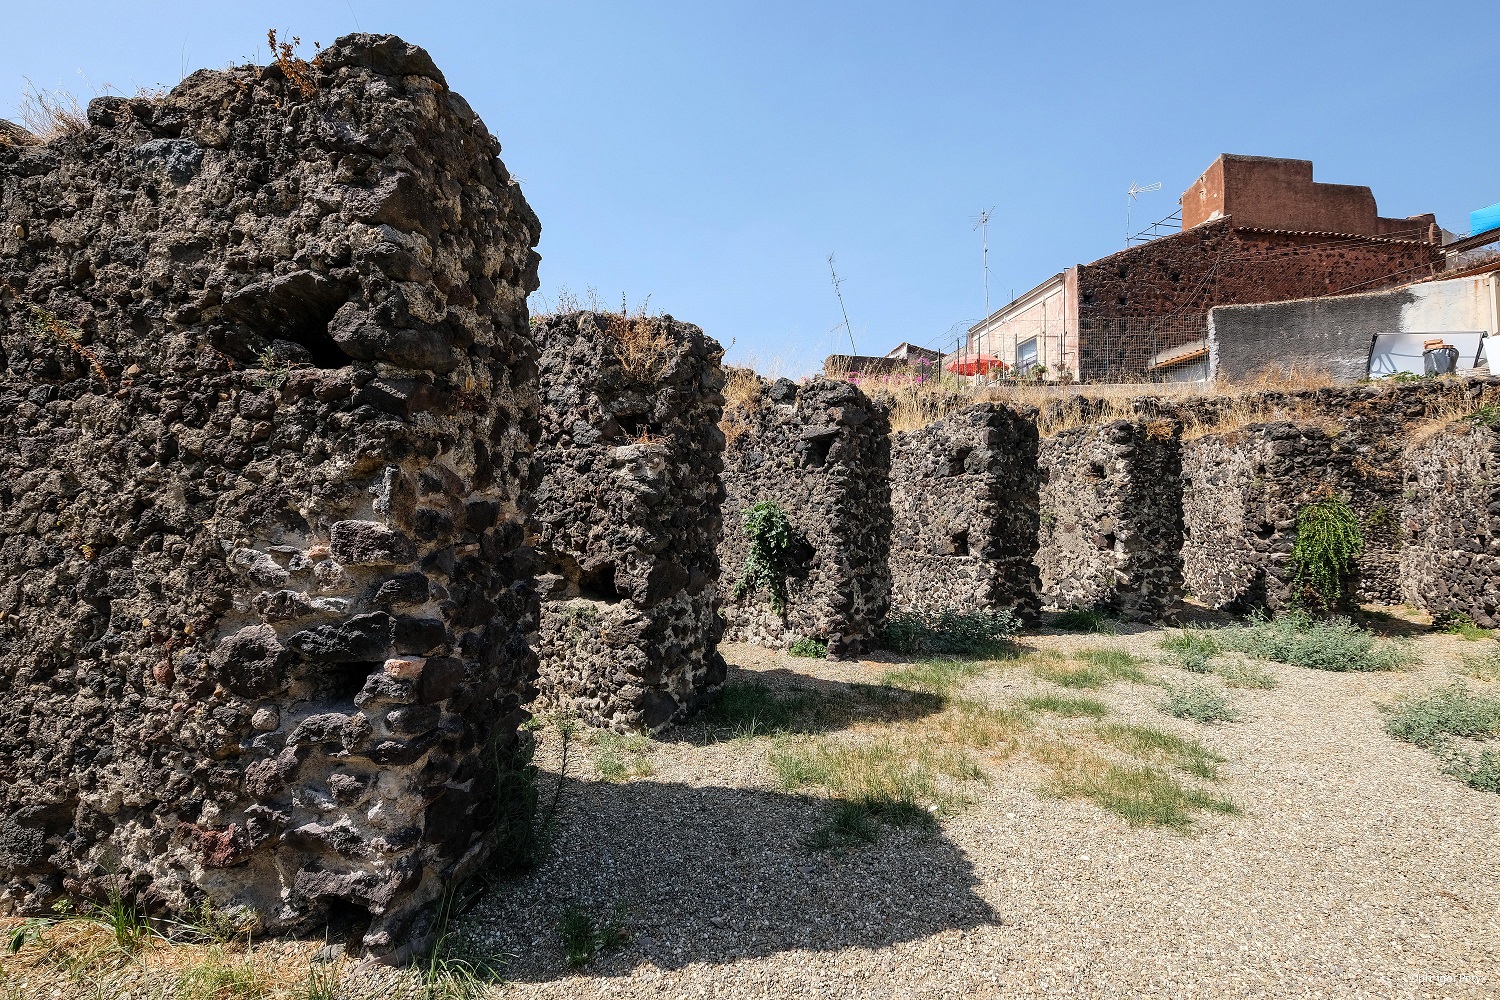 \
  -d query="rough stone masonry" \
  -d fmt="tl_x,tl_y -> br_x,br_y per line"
1038,419 -> 1183,621
0,34 -> 541,959
528,311 -> 727,731
718,376 -> 892,657
888,403 -> 1041,617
